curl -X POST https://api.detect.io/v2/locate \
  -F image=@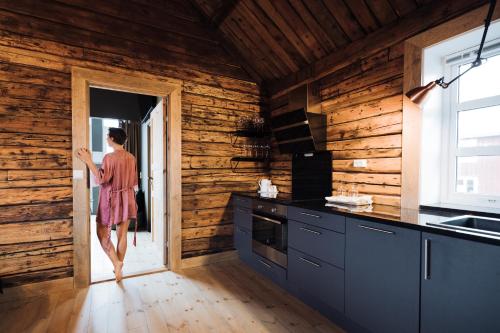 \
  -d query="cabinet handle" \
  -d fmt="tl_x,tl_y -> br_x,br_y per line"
359,224 -> 395,235
251,213 -> 283,225
259,260 -> 272,268
299,257 -> 321,268
236,208 -> 247,213
257,205 -> 263,209
299,227 -> 322,235
300,212 -> 321,218
424,239 -> 431,280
